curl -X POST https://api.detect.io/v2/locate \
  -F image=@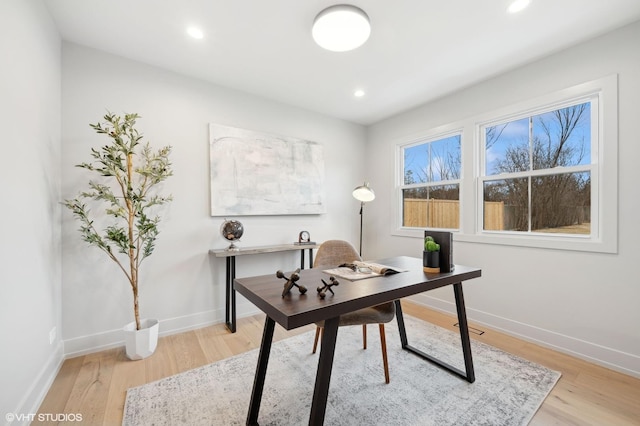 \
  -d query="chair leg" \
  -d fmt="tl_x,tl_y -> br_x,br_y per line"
379,324 -> 390,384
312,326 -> 322,354
362,324 -> 367,349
